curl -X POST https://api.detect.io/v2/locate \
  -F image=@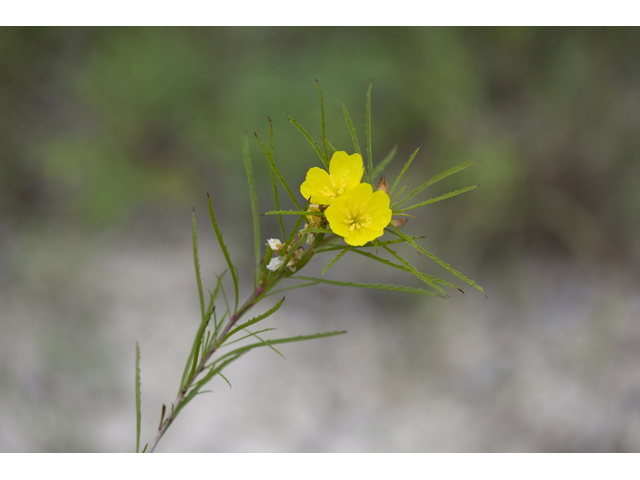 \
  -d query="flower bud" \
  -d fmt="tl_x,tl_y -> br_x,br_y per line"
391,218 -> 407,228
376,175 -> 388,195
266,238 -> 284,253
